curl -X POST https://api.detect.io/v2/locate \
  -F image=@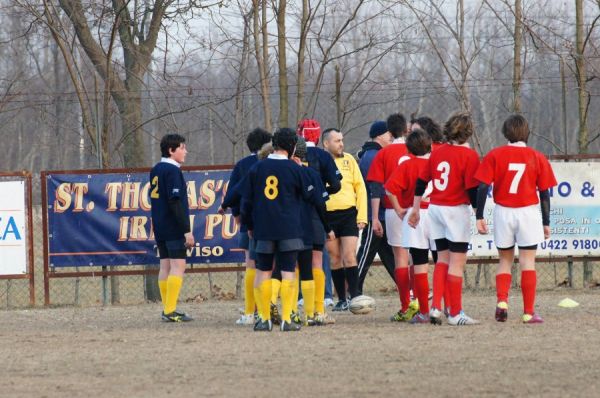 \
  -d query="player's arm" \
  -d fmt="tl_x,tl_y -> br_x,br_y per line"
475,183 -> 490,234
240,170 -> 256,232
408,178 -> 427,228
539,189 -> 551,239
353,161 -> 368,229
219,178 -> 243,214
323,153 -> 342,194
